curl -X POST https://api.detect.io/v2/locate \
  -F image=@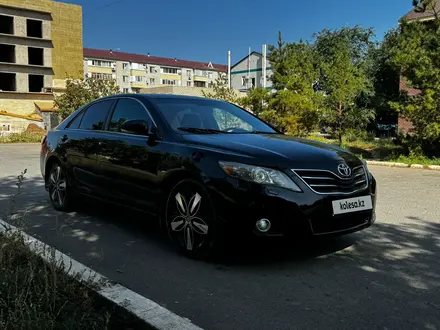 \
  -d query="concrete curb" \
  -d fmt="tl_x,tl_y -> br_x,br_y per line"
0,219 -> 203,330
366,160 -> 440,171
